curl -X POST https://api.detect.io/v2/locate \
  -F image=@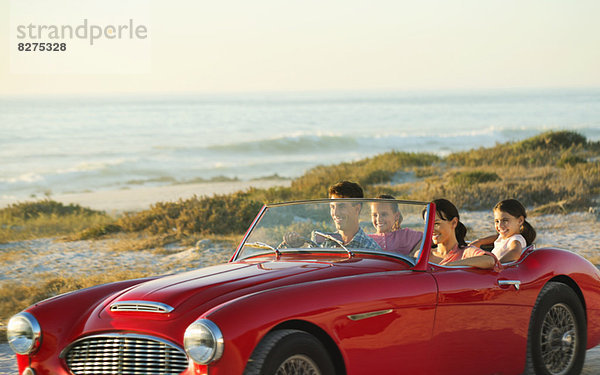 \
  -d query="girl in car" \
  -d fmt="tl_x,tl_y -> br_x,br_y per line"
368,194 -> 422,255
472,199 -> 536,263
